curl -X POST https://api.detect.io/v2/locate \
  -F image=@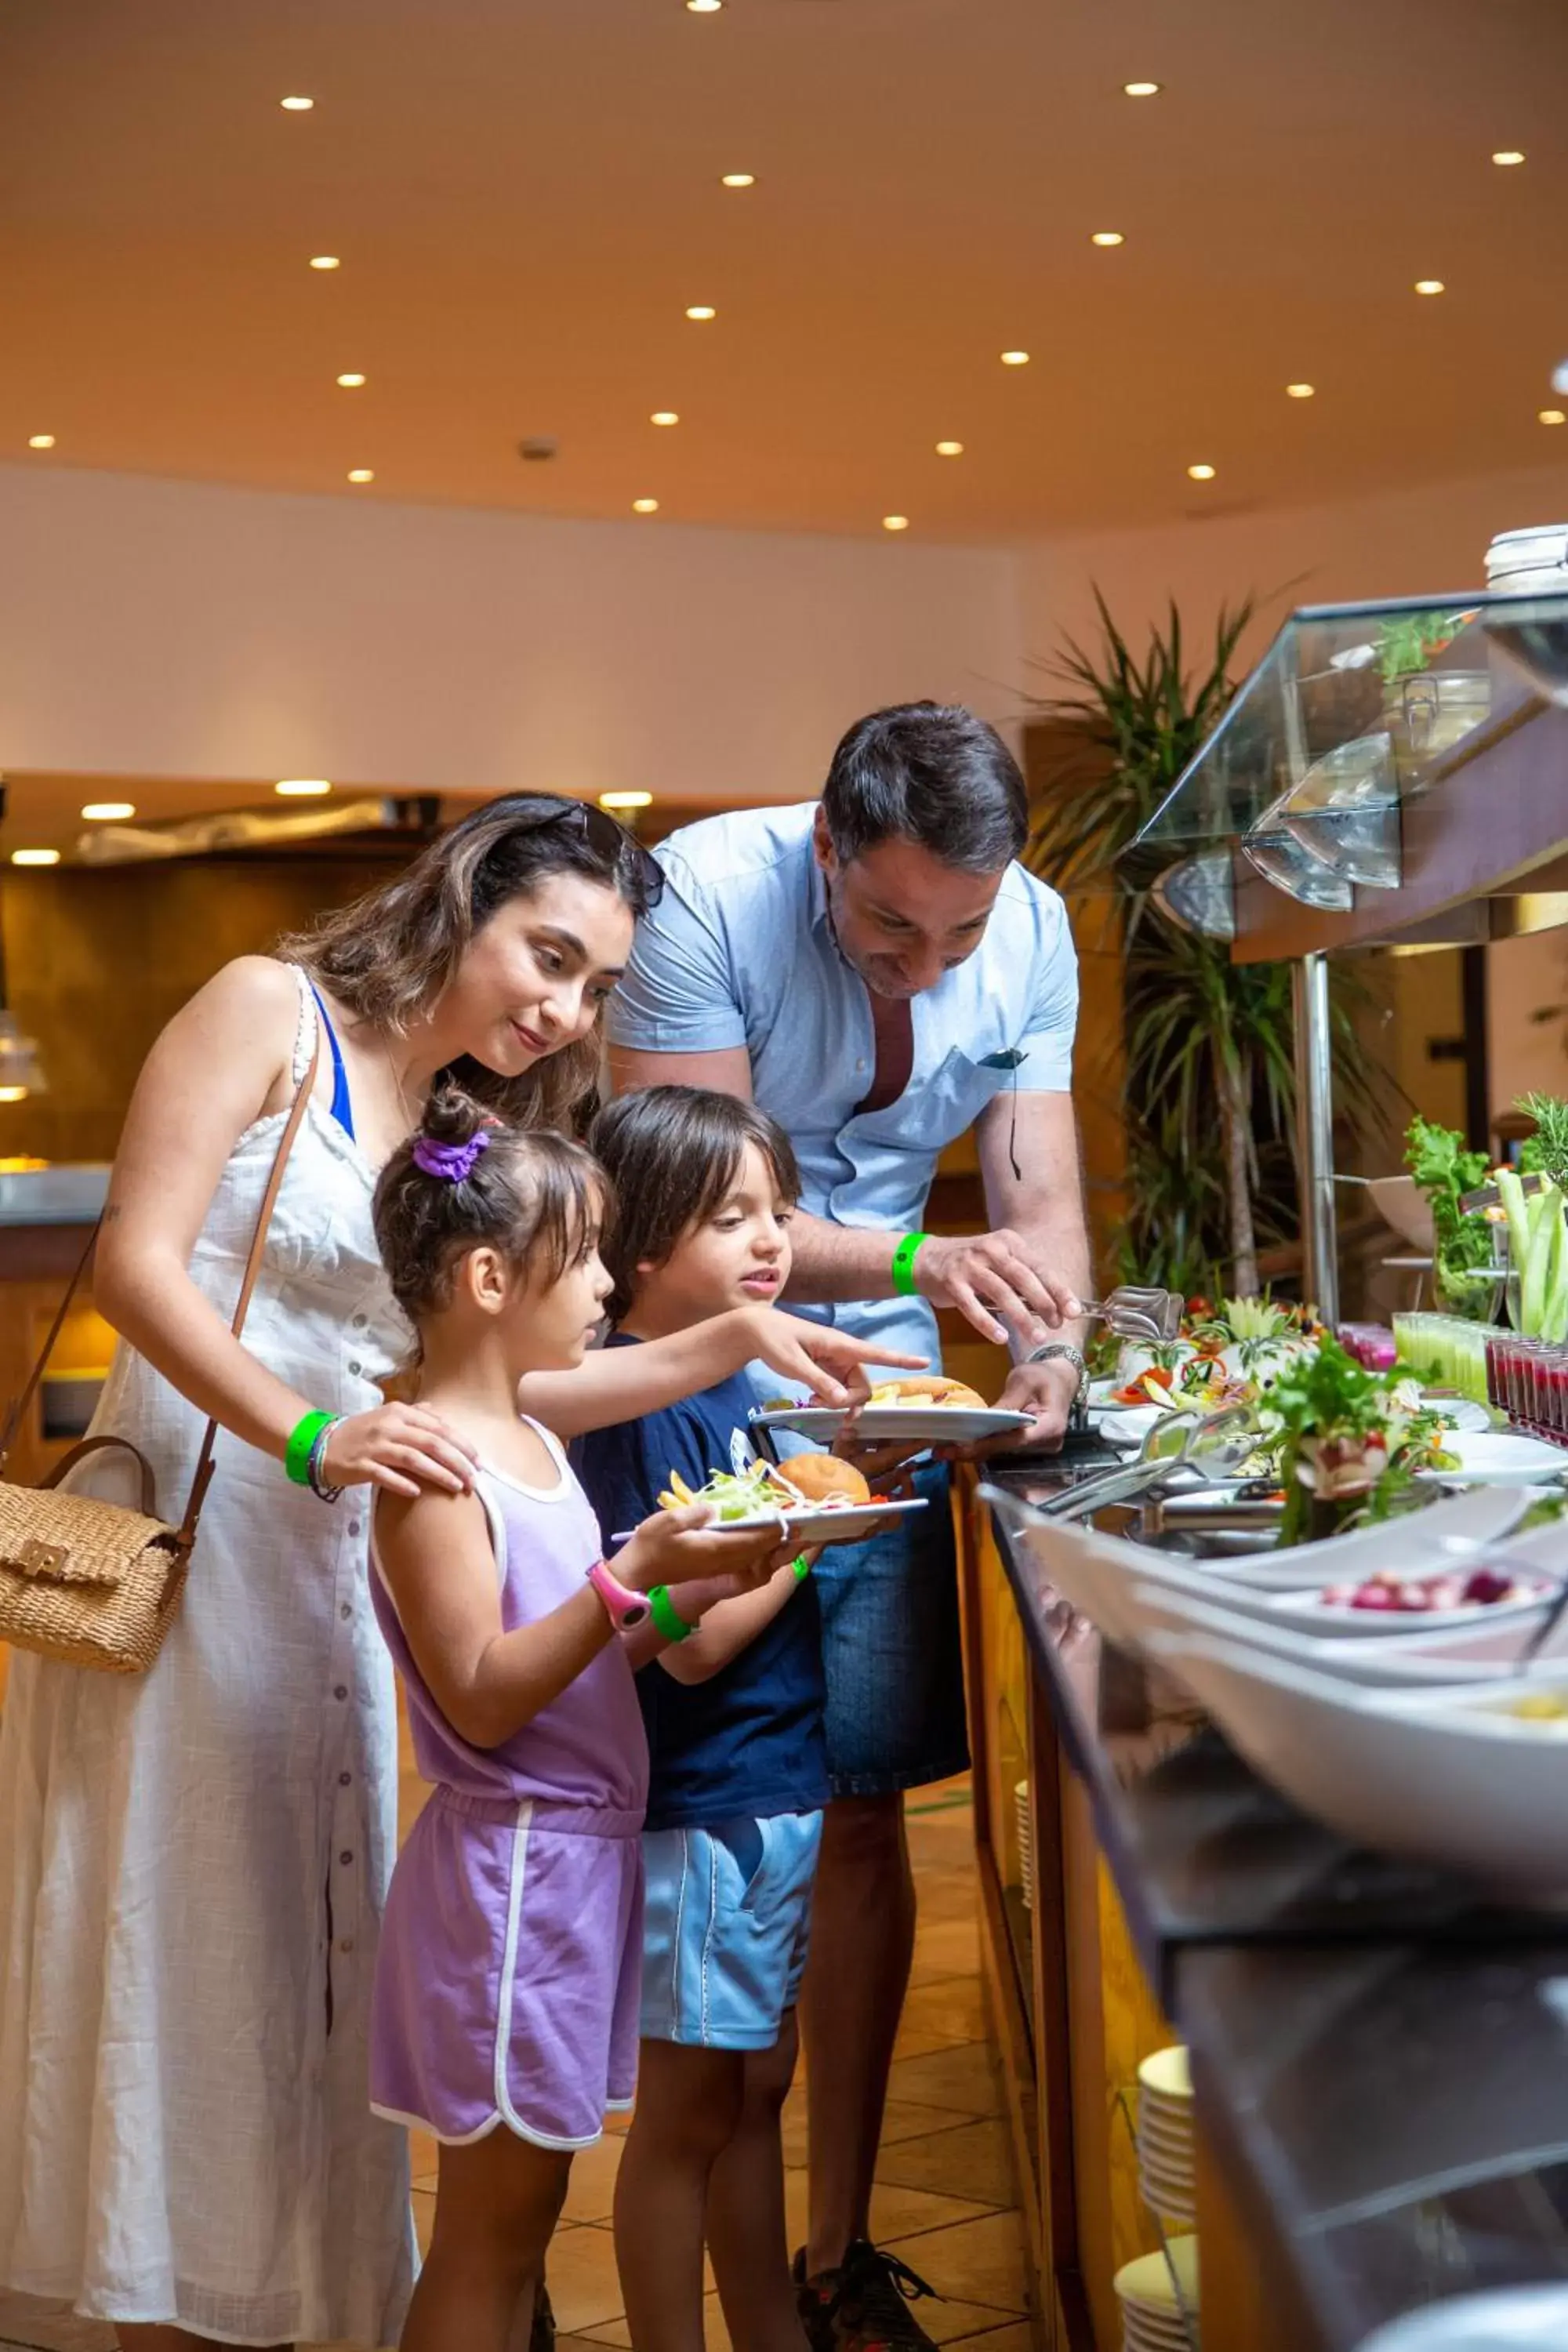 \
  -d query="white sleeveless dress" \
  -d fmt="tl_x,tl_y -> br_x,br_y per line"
0,970 -> 416,2346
